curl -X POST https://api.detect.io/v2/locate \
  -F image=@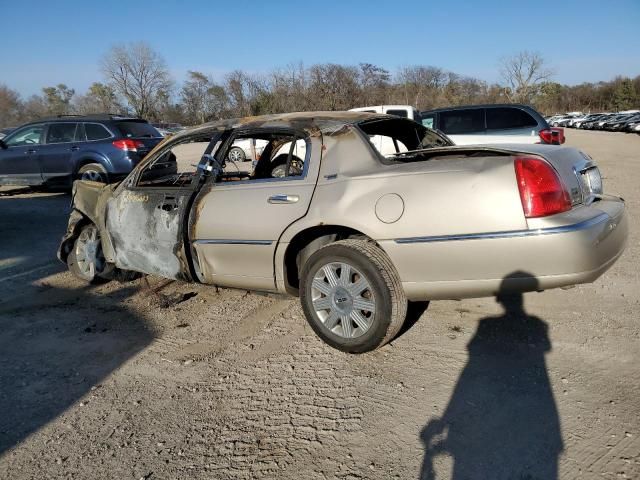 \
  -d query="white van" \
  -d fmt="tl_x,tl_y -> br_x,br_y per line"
349,105 -> 421,121
349,105 -> 419,156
